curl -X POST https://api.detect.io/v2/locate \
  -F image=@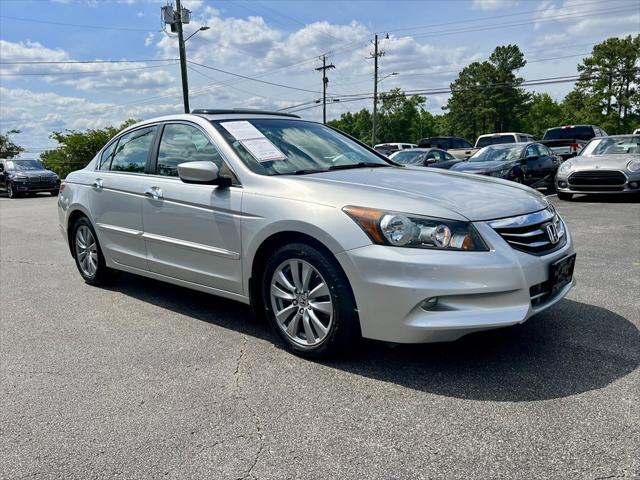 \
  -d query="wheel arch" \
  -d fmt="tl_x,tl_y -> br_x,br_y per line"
248,230 -> 358,321
65,206 -> 94,257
